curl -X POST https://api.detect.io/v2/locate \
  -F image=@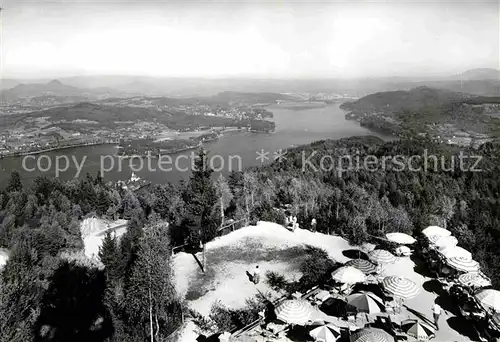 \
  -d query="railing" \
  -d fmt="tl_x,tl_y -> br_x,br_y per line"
229,293 -> 288,338
229,285 -> 320,340
216,218 -> 248,237
165,314 -> 186,341
91,223 -> 128,237
172,243 -> 189,255
169,217 -> 248,255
